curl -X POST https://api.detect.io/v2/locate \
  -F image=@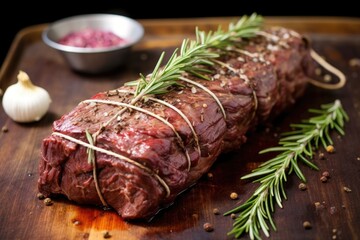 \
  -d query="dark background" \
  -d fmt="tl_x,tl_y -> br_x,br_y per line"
1,1 -> 358,66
